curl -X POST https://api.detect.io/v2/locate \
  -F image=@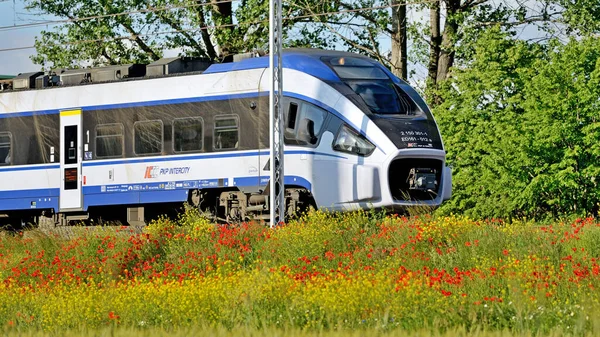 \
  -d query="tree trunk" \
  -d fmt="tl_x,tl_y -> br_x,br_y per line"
194,5 -> 218,60
437,23 -> 457,82
156,11 -> 208,59
211,0 -> 233,22
99,3 -> 160,61
210,0 -> 235,55
391,0 -> 407,80
428,0 -> 441,87
120,21 -> 160,61
437,0 -> 460,82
